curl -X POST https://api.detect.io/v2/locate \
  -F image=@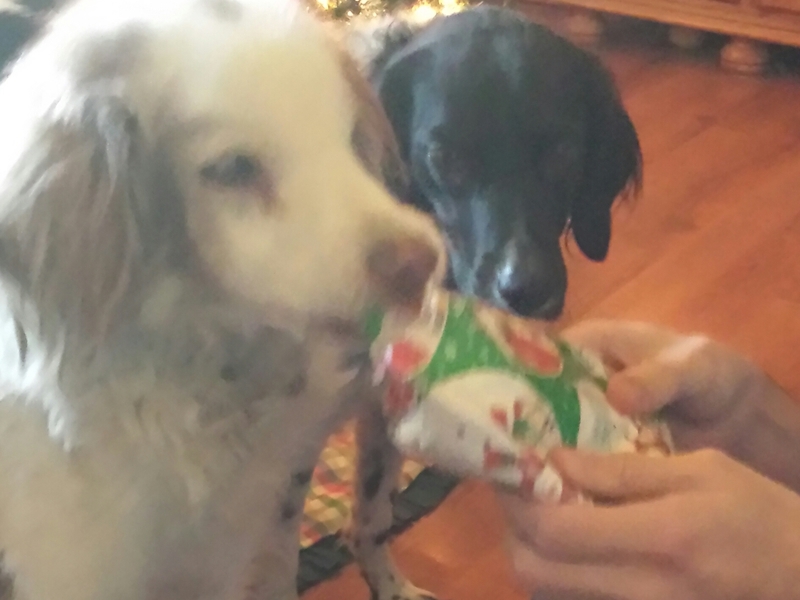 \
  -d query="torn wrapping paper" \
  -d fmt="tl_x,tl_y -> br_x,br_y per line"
366,289 -> 673,504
